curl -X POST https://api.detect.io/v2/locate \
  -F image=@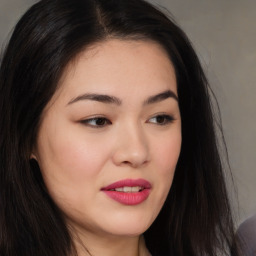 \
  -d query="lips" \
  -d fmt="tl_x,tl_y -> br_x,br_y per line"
101,179 -> 151,205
